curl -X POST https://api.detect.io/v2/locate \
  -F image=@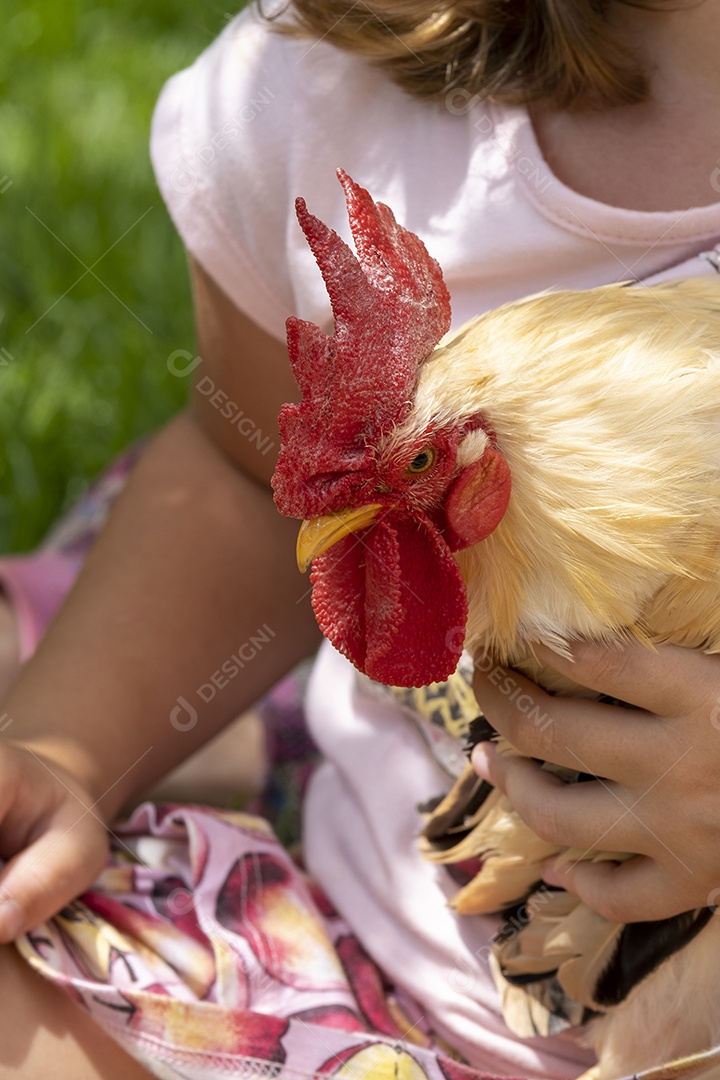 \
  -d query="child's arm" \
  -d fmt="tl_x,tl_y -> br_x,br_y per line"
472,641 -> 720,922
0,257 -> 320,940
